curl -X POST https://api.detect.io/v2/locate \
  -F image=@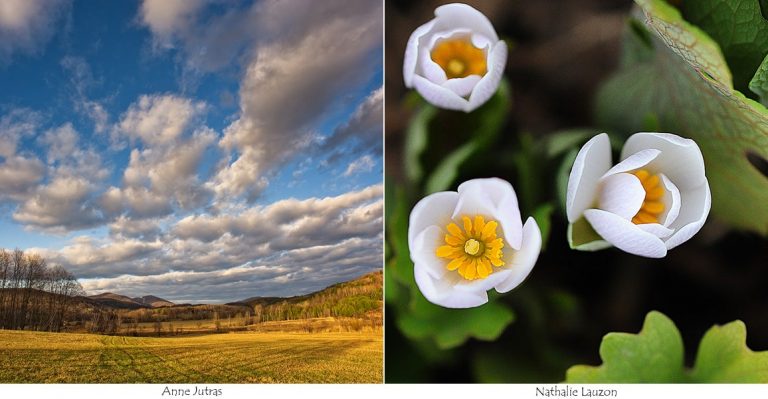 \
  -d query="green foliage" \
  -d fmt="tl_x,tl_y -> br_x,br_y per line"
680,0 -> 768,95
397,292 -> 515,349
566,311 -> 768,383
691,320 -> 768,382
566,311 -> 685,382
596,0 -> 768,234
403,80 -> 512,194
750,54 -> 768,106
